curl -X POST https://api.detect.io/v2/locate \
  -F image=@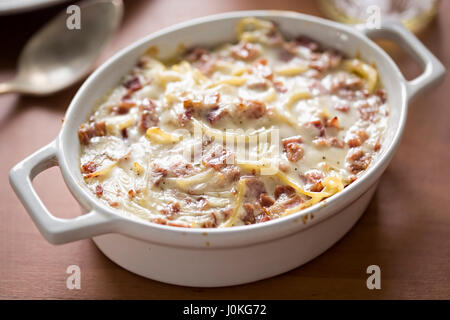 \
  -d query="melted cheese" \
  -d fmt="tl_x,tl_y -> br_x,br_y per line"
78,18 -> 389,228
